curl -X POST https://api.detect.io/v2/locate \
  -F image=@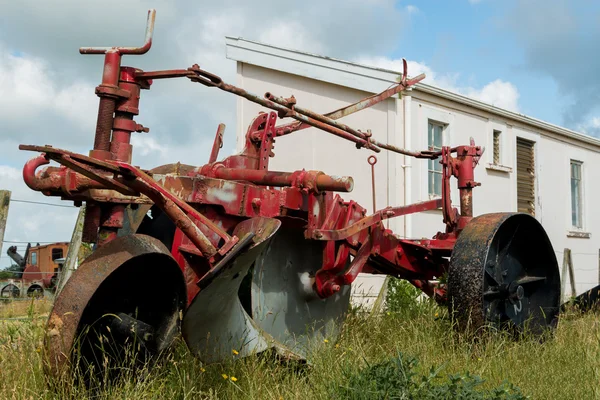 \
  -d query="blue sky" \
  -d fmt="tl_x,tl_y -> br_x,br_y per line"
392,0 -> 599,130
